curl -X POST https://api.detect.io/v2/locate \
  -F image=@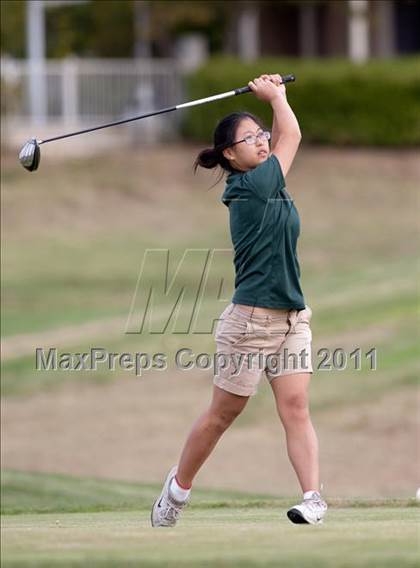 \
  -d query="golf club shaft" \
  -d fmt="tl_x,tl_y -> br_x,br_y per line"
38,74 -> 295,145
